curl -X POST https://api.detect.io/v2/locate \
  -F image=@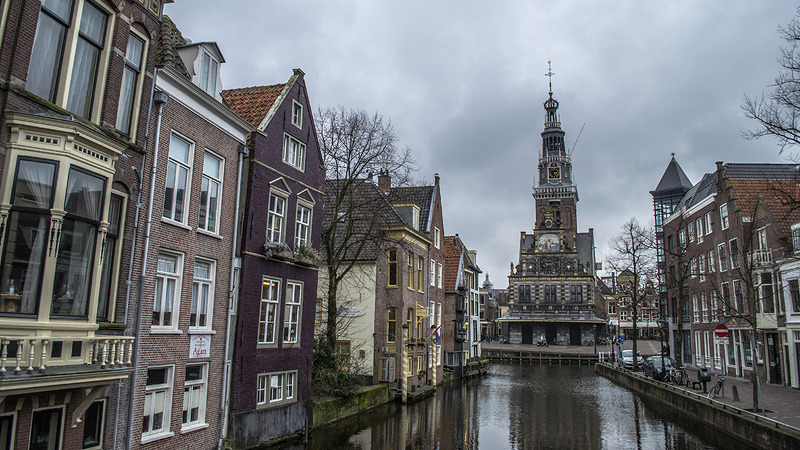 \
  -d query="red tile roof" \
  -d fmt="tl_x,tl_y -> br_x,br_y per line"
729,177 -> 800,238
221,84 -> 286,128
443,235 -> 463,290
